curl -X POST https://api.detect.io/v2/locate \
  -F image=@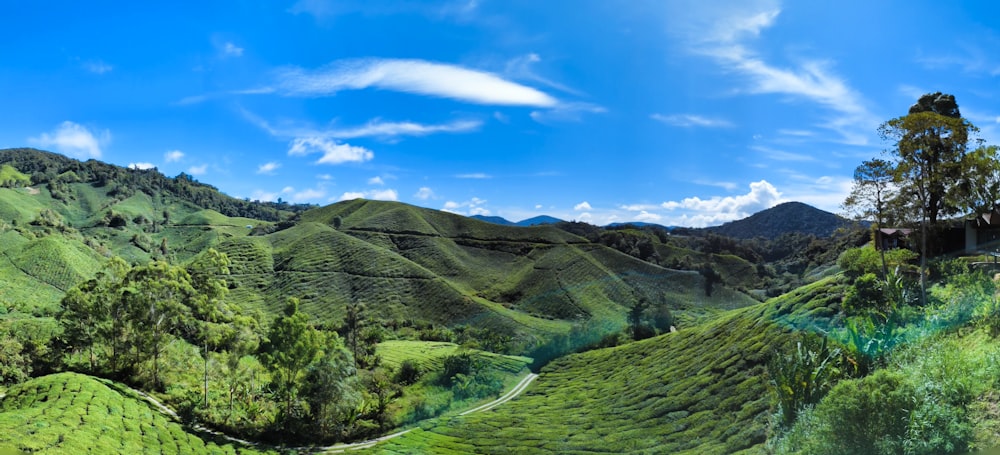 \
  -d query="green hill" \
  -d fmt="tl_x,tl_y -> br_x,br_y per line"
706,201 -> 854,240
361,277 -> 846,454
0,372 -> 267,454
212,200 -> 758,347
